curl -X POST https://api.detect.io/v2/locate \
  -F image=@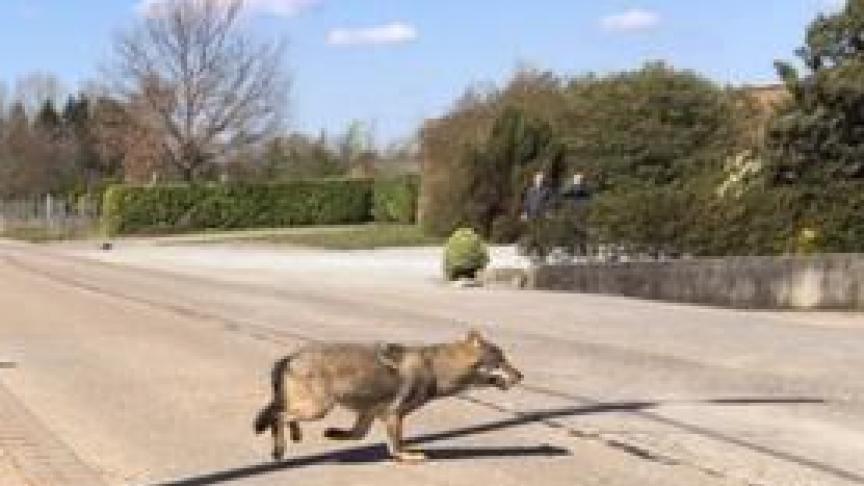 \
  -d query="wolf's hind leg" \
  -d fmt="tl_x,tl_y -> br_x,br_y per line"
272,399 -> 333,460
384,413 -> 427,463
324,411 -> 374,440
272,412 -> 288,460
